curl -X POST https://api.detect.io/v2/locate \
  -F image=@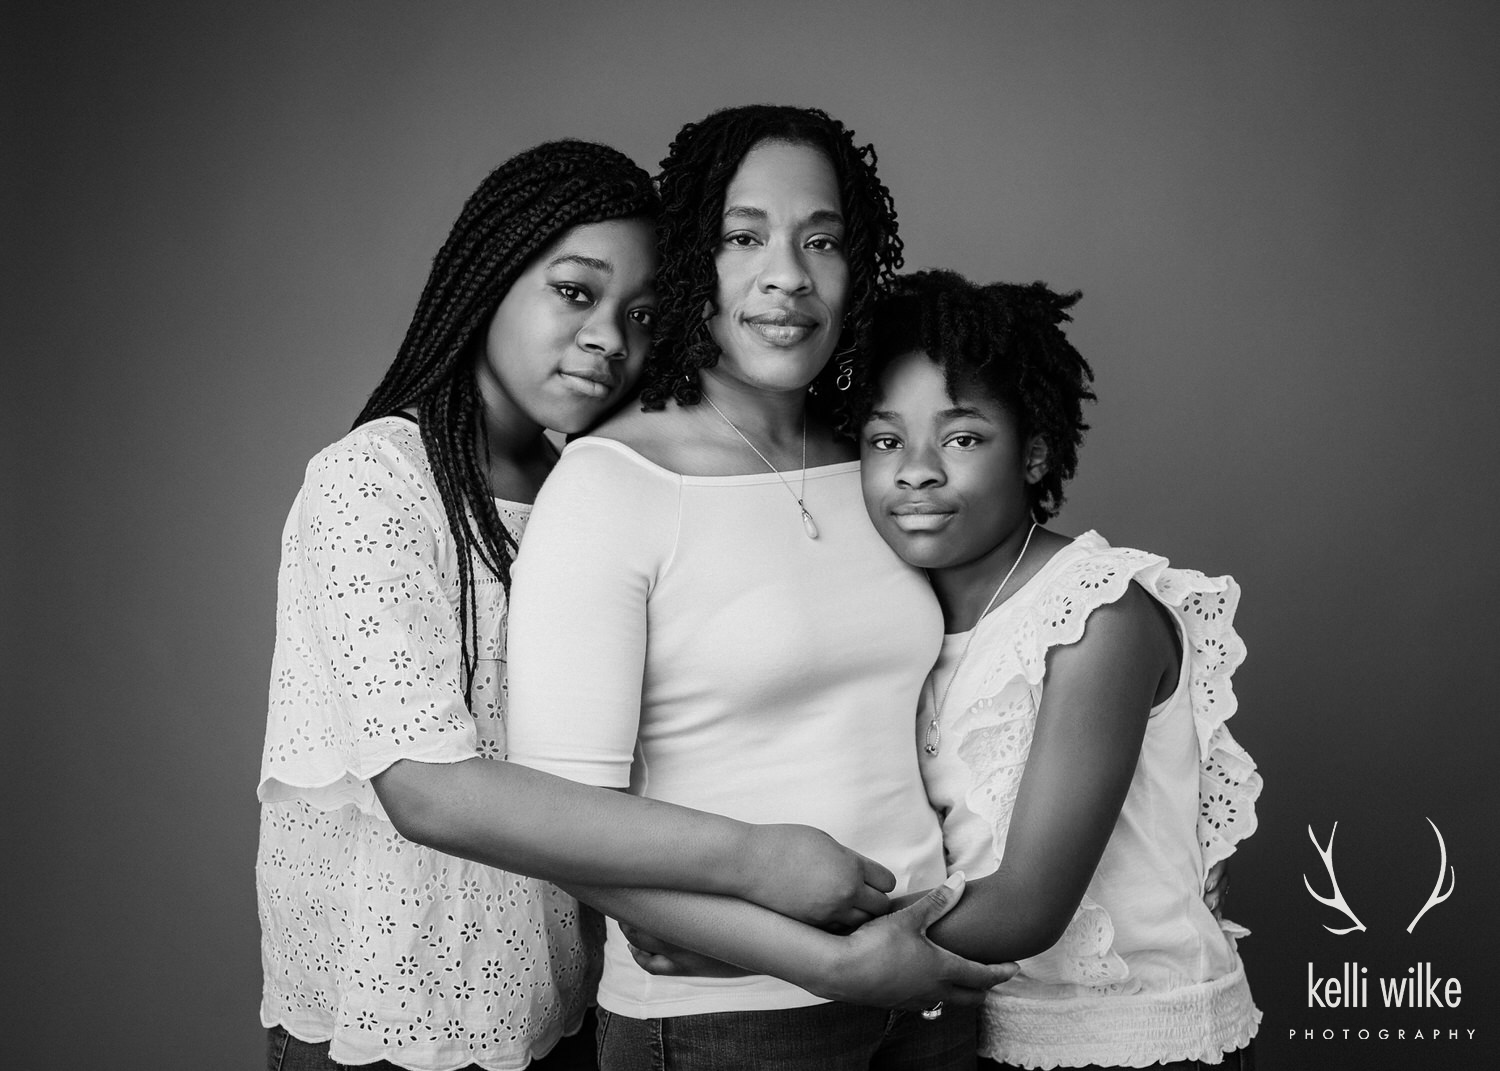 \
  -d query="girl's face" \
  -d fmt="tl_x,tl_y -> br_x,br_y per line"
477,217 -> 658,436
706,140 -> 850,395
861,350 -> 1044,571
